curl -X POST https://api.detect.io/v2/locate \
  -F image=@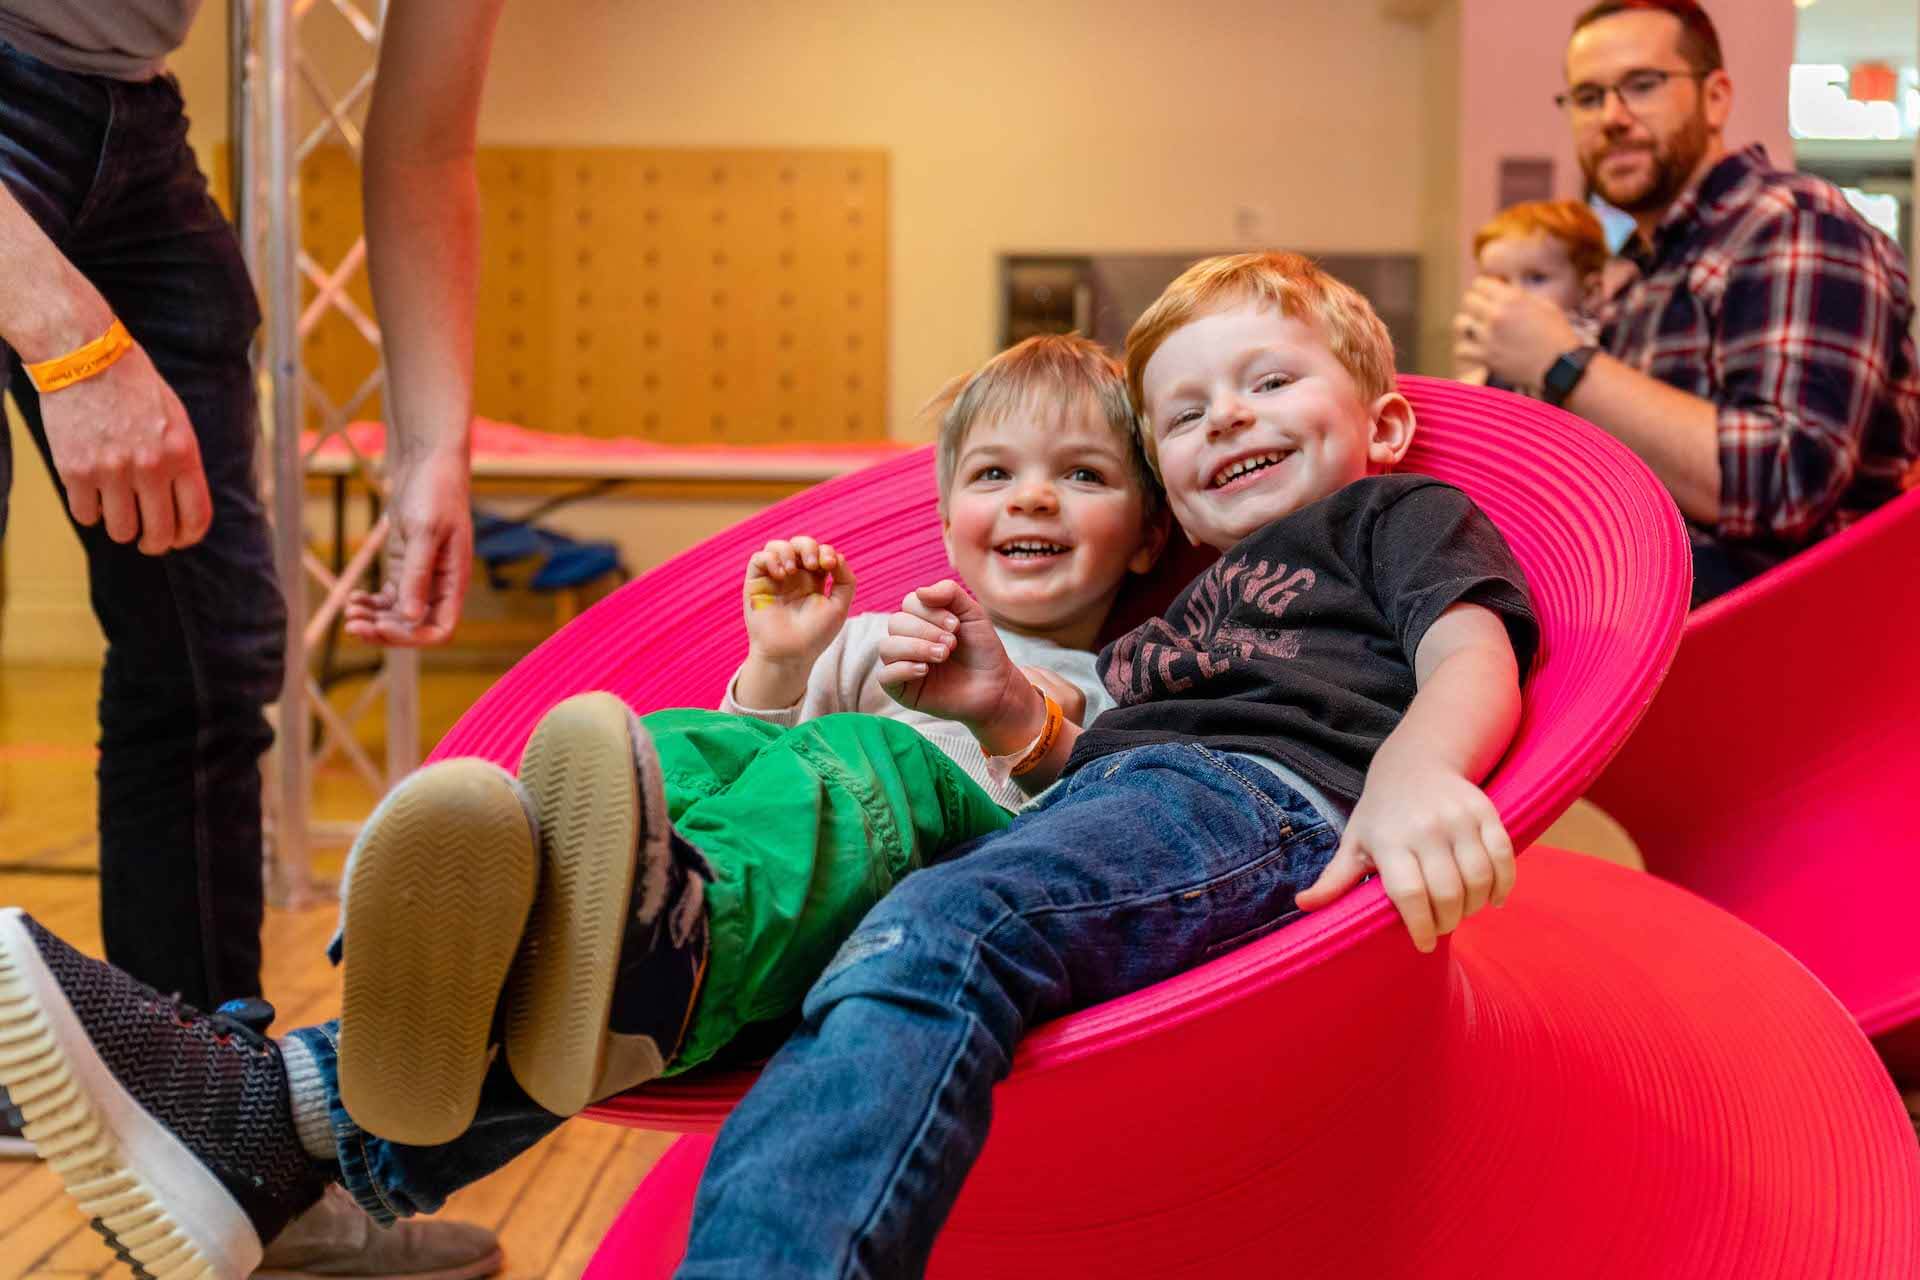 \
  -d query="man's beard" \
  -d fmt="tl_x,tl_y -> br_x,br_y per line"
1582,108 -> 1711,215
